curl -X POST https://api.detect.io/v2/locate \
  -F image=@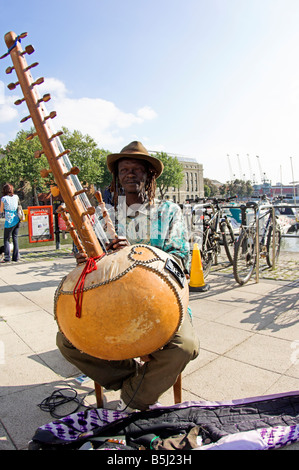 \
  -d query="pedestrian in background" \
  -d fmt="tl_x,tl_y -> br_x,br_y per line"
0,183 -> 20,263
